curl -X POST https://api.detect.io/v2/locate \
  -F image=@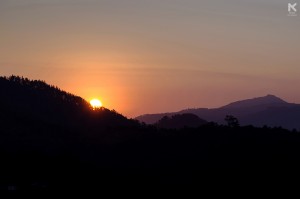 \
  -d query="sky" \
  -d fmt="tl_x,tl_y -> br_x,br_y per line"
0,0 -> 299,117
